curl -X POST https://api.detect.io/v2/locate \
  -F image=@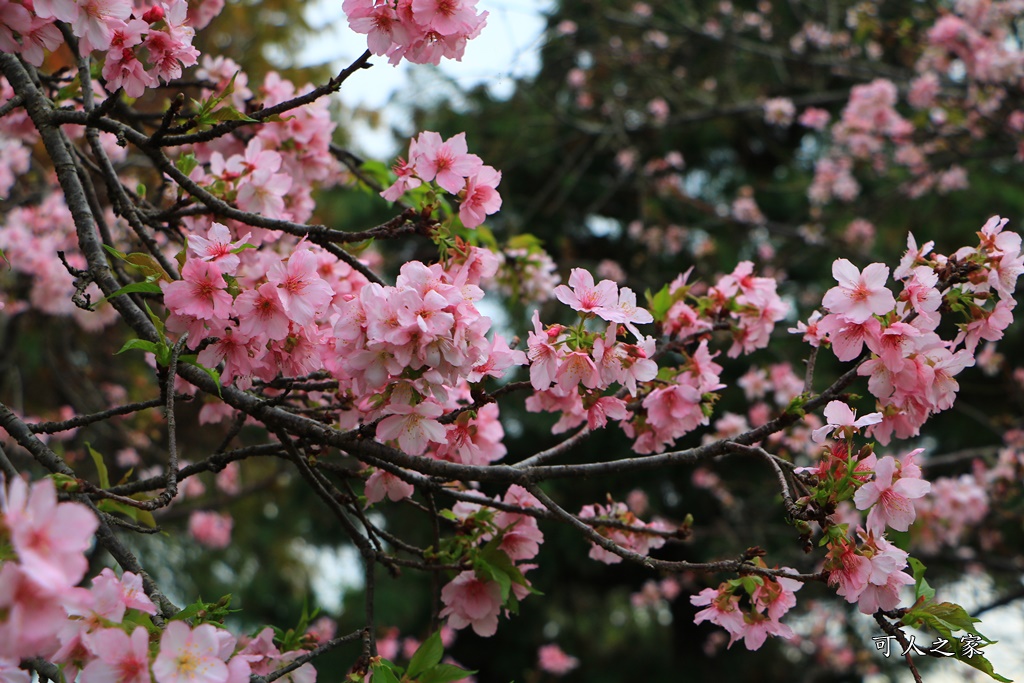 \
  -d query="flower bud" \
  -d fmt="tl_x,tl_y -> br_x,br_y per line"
141,5 -> 165,23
